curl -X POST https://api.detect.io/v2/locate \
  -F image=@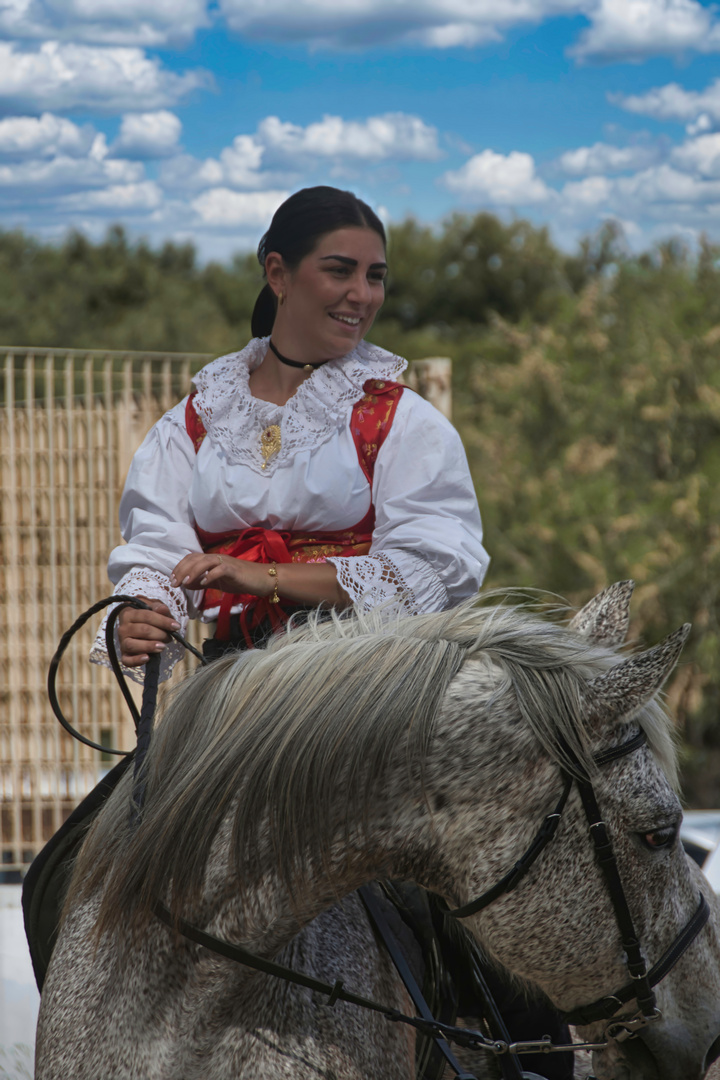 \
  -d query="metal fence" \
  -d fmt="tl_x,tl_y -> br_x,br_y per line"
0,348 -> 450,875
